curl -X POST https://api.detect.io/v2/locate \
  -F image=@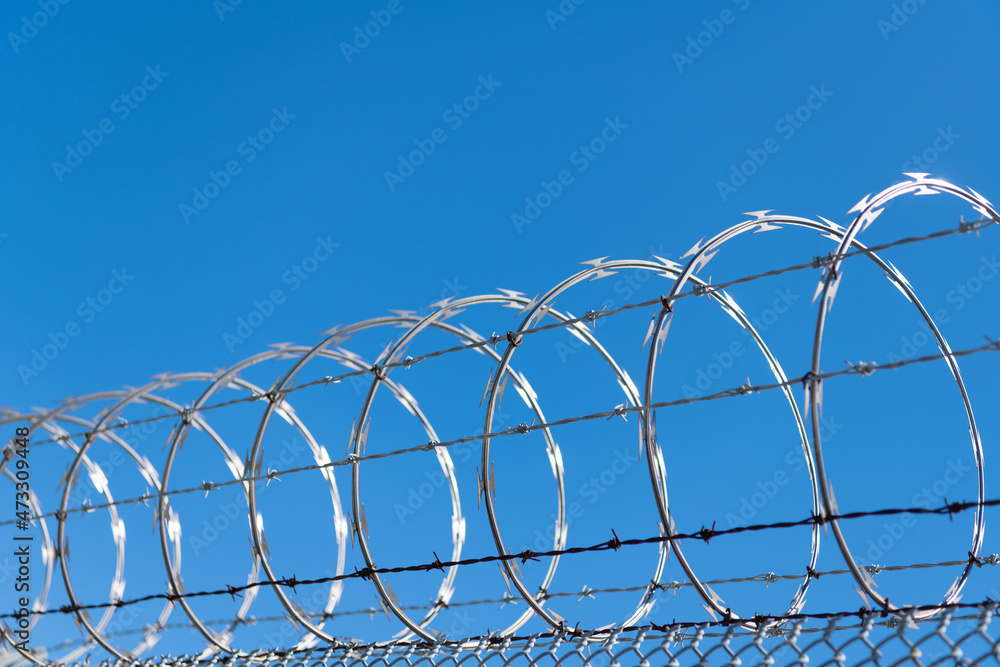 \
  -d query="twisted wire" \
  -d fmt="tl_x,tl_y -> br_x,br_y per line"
2,495 -> 997,624
8,215 -> 994,455
40,597 -> 1000,666
27,552 -> 1000,658
2,175 -> 998,663
3,332 -> 999,531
